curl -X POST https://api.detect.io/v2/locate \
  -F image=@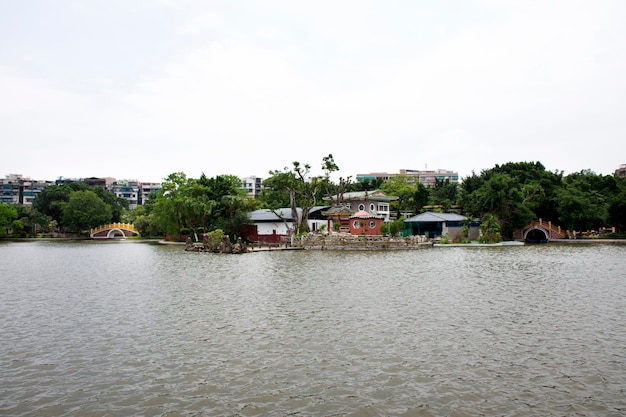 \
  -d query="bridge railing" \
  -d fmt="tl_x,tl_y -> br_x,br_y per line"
520,218 -> 568,240
90,223 -> 138,235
